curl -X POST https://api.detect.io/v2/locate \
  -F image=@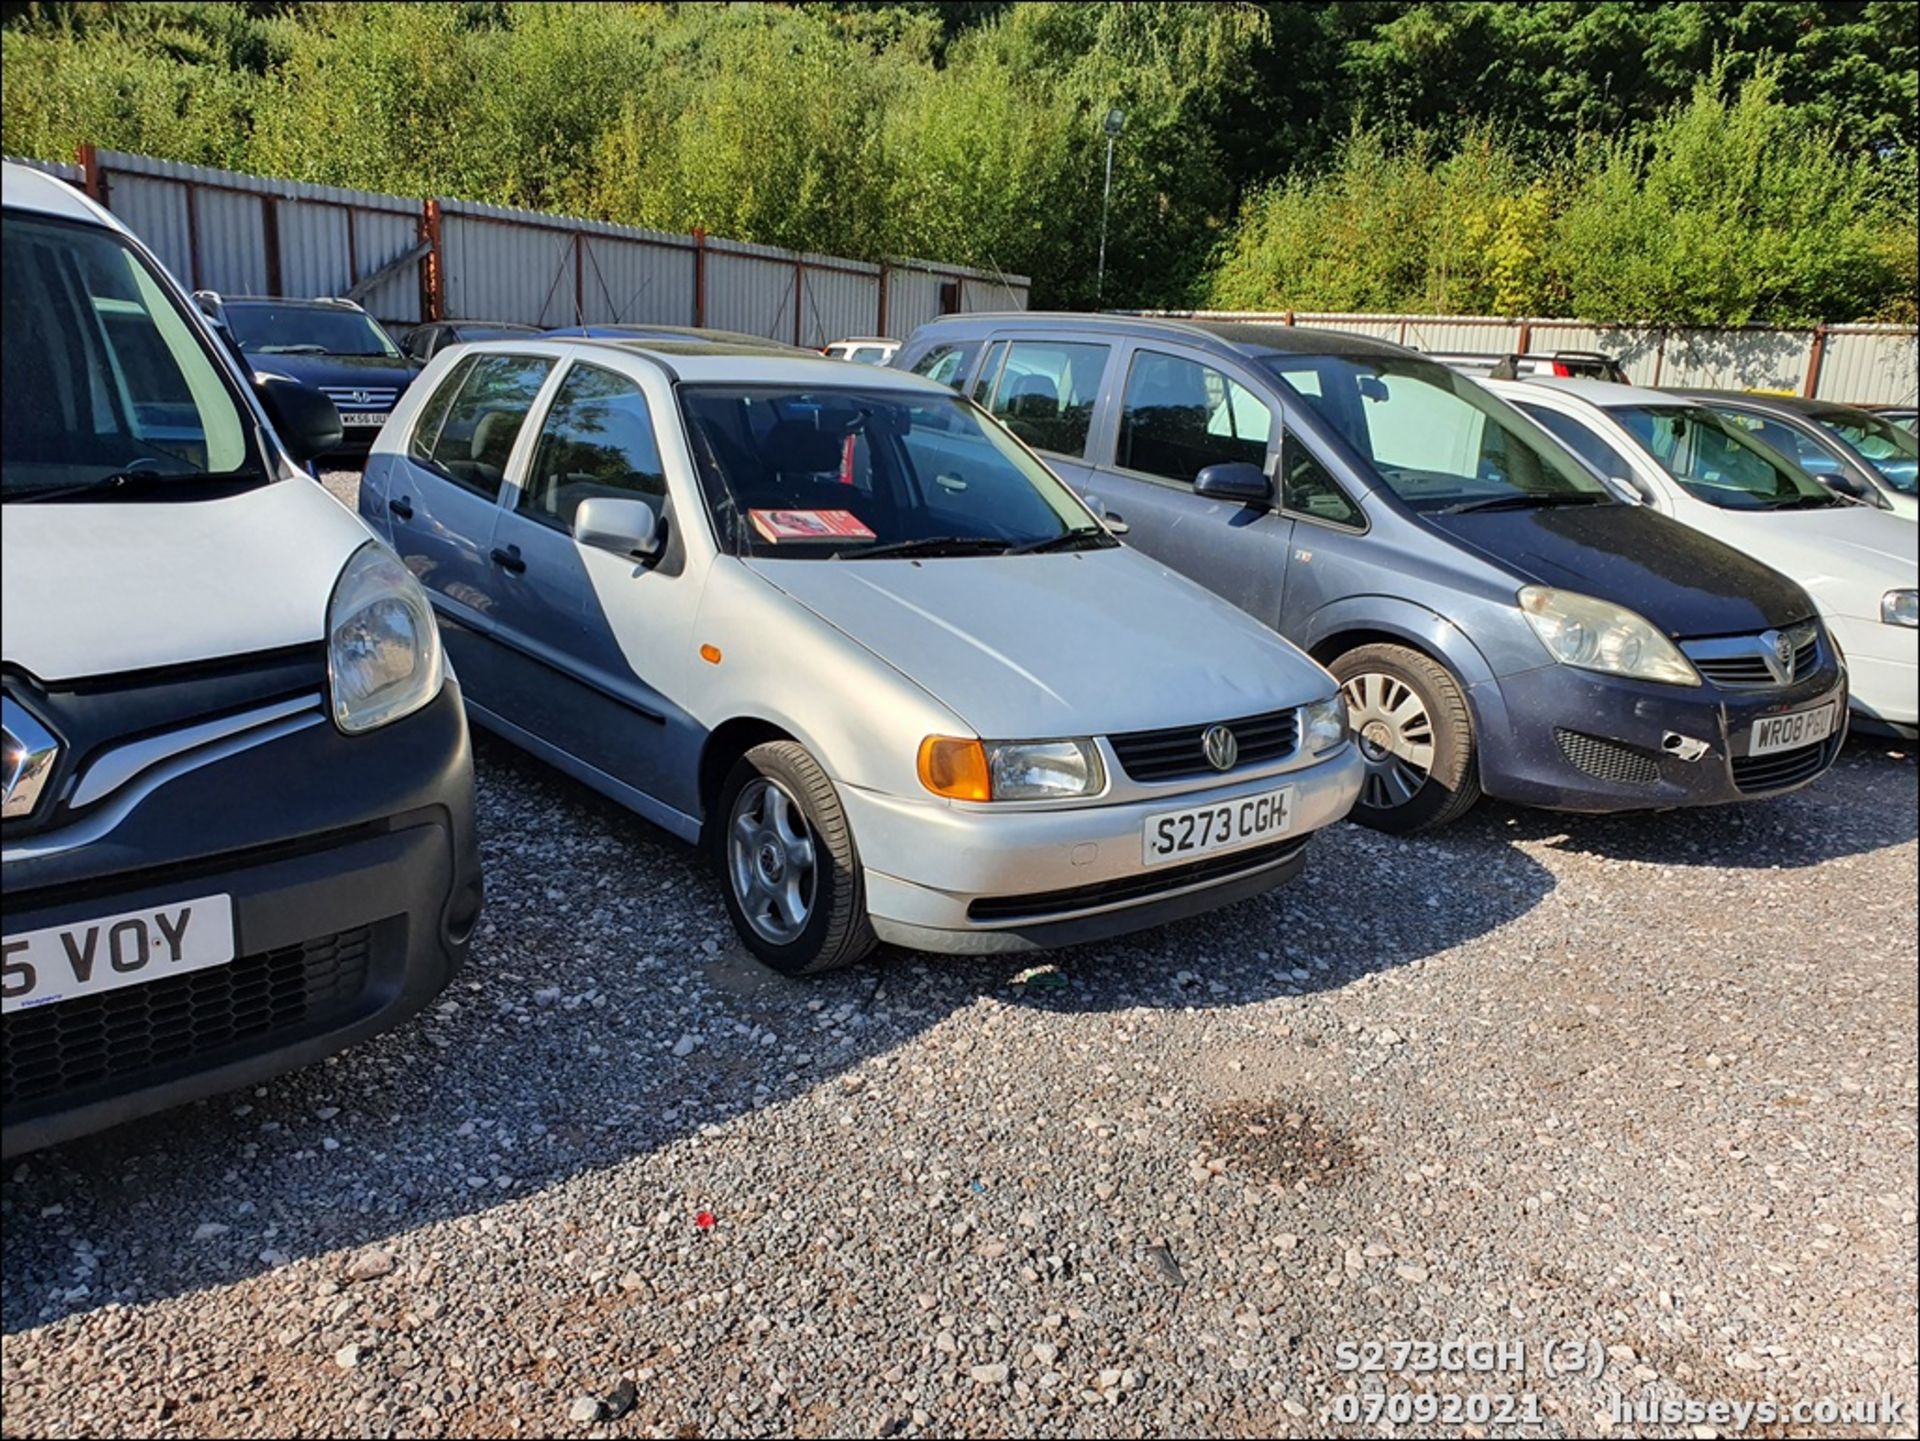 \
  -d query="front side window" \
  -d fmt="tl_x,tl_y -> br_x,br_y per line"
680,386 -> 1110,559
3,213 -> 255,499
225,303 -> 403,359
1814,410 -> 1919,494
520,364 -> 665,531
909,341 -> 978,392
1611,405 -> 1839,510
1264,354 -> 1612,513
416,354 -> 554,499
978,340 -> 1108,458
1117,349 -> 1272,483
